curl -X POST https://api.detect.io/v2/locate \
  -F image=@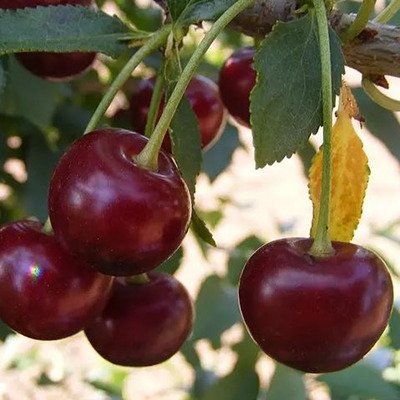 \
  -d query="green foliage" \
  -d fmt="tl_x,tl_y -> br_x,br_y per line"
0,6 -> 131,57
251,14 -> 344,167
191,210 -> 217,247
266,364 -> 306,400
158,246 -> 184,275
203,123 -> 241,182
318,363 -> 400,400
